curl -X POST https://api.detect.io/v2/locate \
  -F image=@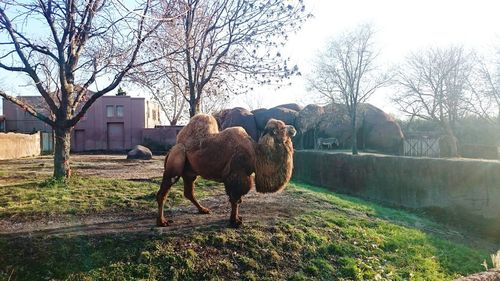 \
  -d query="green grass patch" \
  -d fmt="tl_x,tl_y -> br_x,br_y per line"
0,180 -> 491,280
0,176 -> 222,219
